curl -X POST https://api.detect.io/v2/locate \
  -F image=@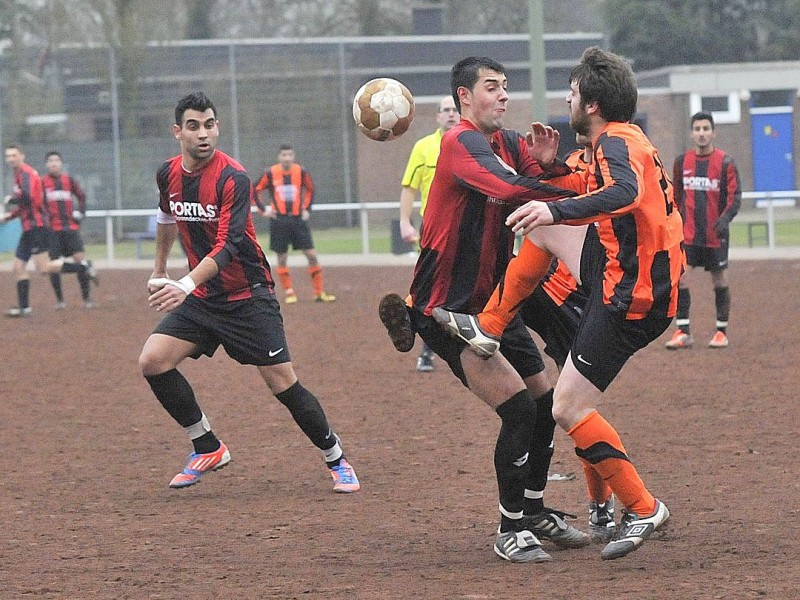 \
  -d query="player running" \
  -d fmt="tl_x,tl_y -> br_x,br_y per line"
139,92 -> 359,493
